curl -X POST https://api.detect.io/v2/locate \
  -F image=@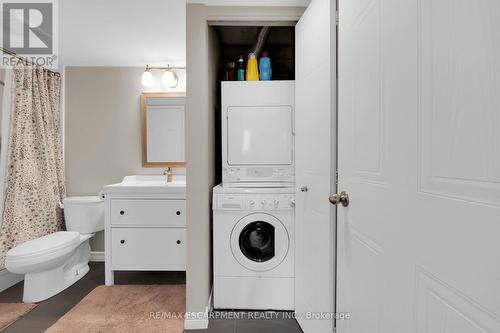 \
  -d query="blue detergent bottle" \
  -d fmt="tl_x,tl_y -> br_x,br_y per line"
259,51 -> 272,81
